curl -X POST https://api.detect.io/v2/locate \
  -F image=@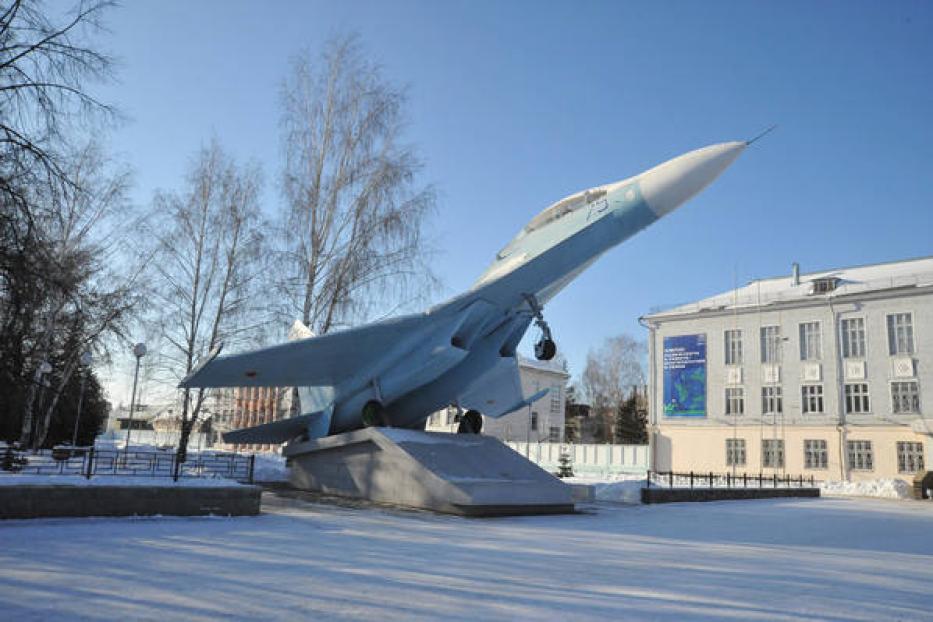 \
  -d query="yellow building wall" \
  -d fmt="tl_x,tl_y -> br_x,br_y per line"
656,424 -> 926,483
